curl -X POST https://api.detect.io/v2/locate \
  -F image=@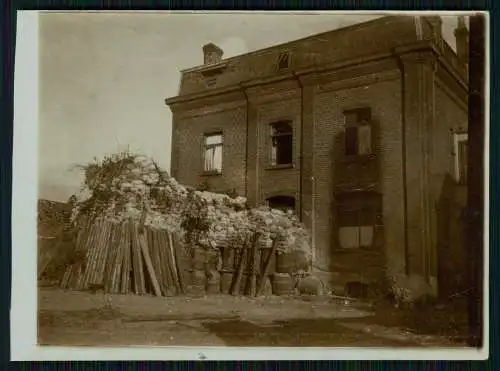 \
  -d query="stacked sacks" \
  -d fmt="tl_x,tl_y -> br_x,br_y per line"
70,152 -> 313,295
